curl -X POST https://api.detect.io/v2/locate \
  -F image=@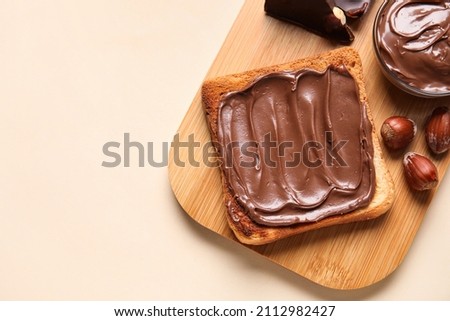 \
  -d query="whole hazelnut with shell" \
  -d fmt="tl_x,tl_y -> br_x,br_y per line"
403,152 -> 439,191
380,116 -> 416,150
425,106 -> 450,154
